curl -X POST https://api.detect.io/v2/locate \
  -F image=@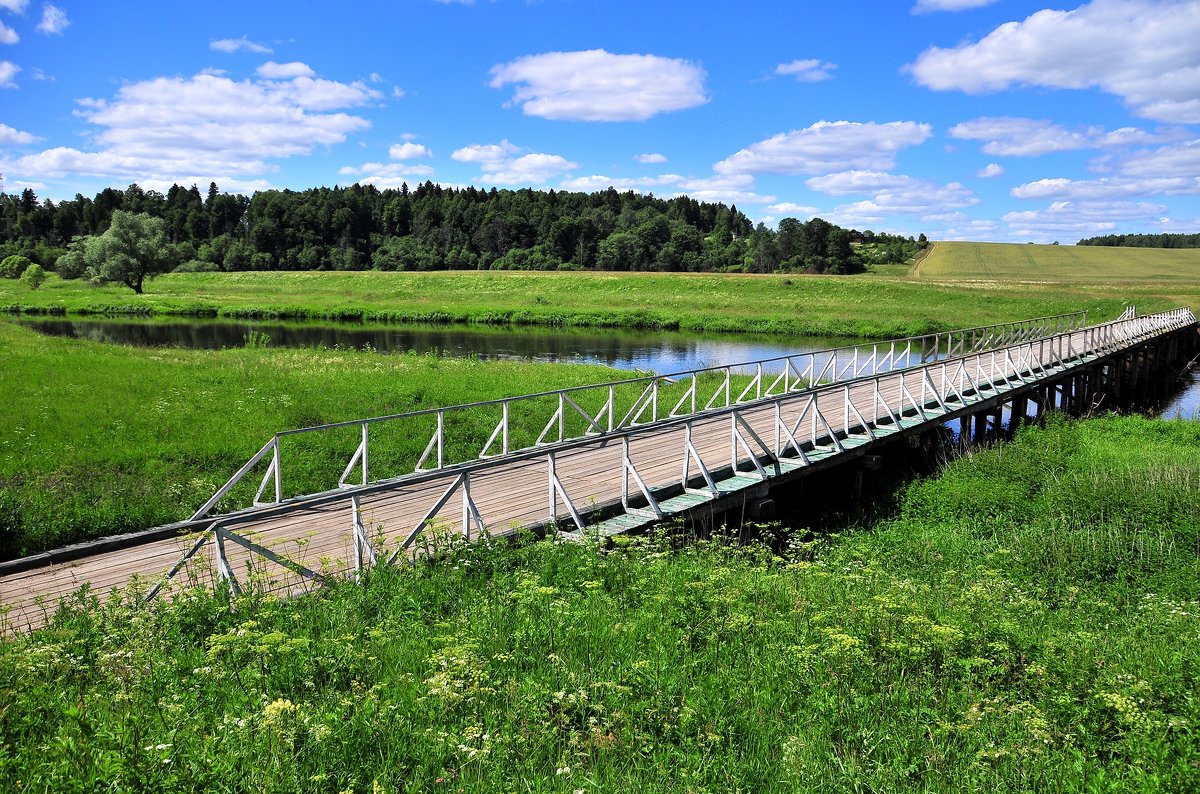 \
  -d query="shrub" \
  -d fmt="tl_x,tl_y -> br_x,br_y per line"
20,263 -> 47,290
0,254 -> 32,279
